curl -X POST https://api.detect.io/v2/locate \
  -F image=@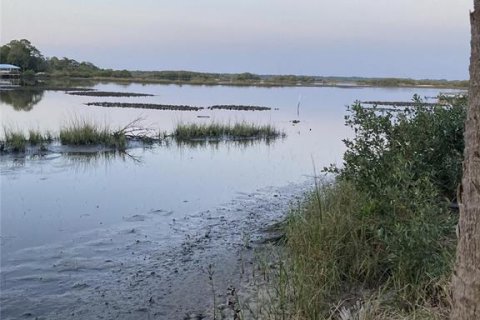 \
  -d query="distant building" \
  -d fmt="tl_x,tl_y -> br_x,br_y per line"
0,64 -> 21,78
